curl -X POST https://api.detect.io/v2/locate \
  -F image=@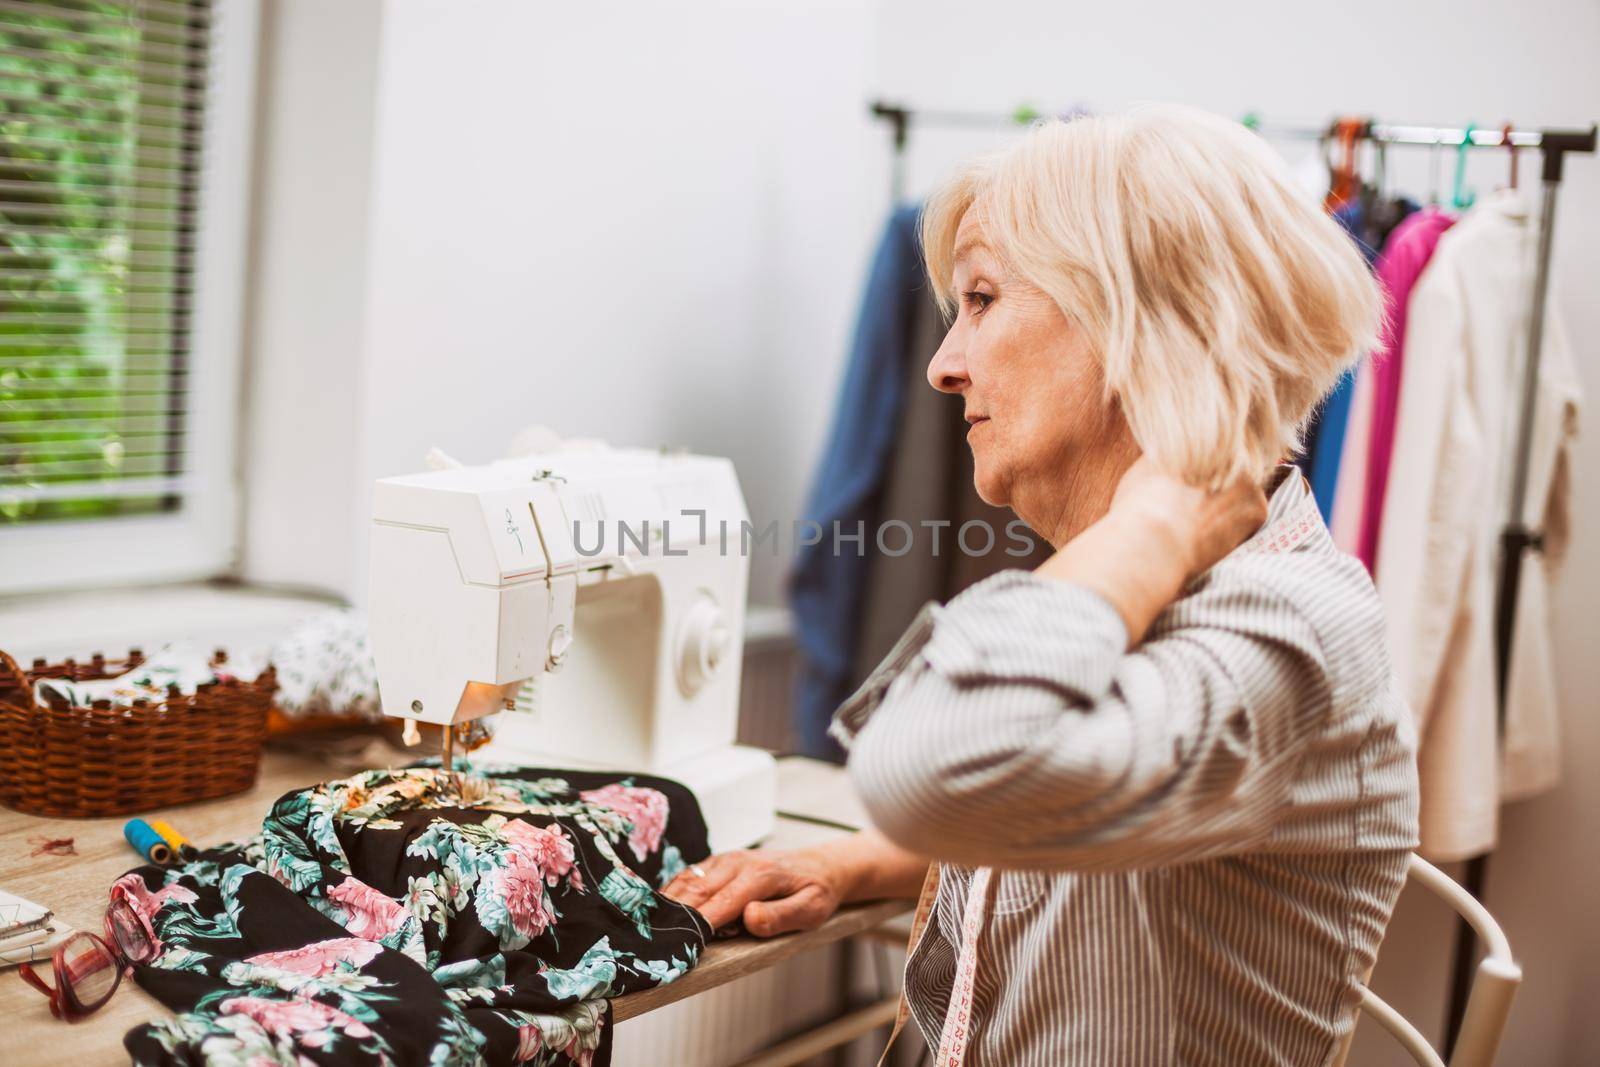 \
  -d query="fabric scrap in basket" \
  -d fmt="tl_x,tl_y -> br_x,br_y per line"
33,644 -> 223,708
